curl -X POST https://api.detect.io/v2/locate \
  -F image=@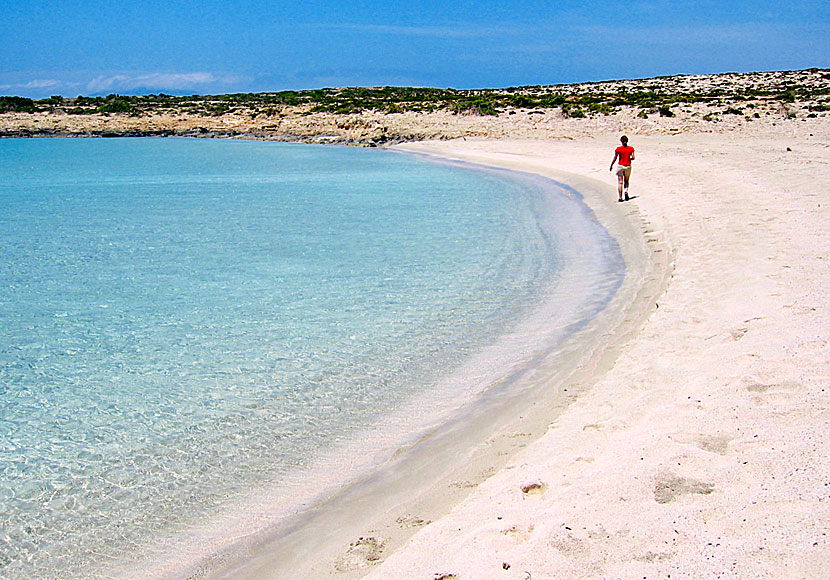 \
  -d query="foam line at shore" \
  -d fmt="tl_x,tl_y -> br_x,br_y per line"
361,132 -> 829,579
179,142 -> 671,580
